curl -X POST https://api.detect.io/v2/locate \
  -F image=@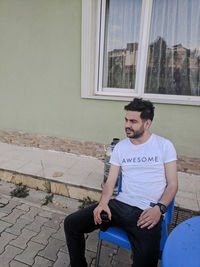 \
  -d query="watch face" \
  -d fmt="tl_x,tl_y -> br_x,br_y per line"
158,203 -> 167,214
